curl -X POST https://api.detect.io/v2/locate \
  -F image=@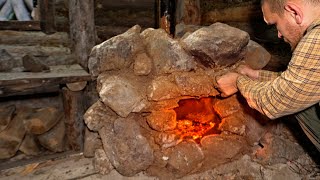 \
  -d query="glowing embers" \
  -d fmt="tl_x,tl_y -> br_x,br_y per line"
174,97 -> 221,142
